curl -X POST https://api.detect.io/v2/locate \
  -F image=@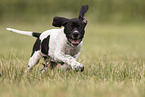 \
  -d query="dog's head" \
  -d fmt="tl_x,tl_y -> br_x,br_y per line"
52,5 -> 89,46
